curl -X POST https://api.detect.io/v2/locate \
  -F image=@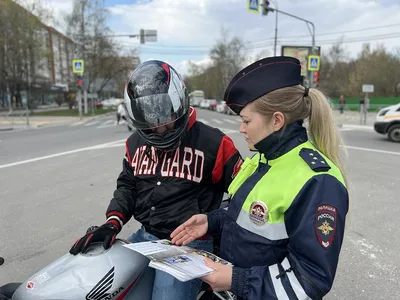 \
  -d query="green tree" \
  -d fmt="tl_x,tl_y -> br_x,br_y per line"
65,0 -> 136,99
